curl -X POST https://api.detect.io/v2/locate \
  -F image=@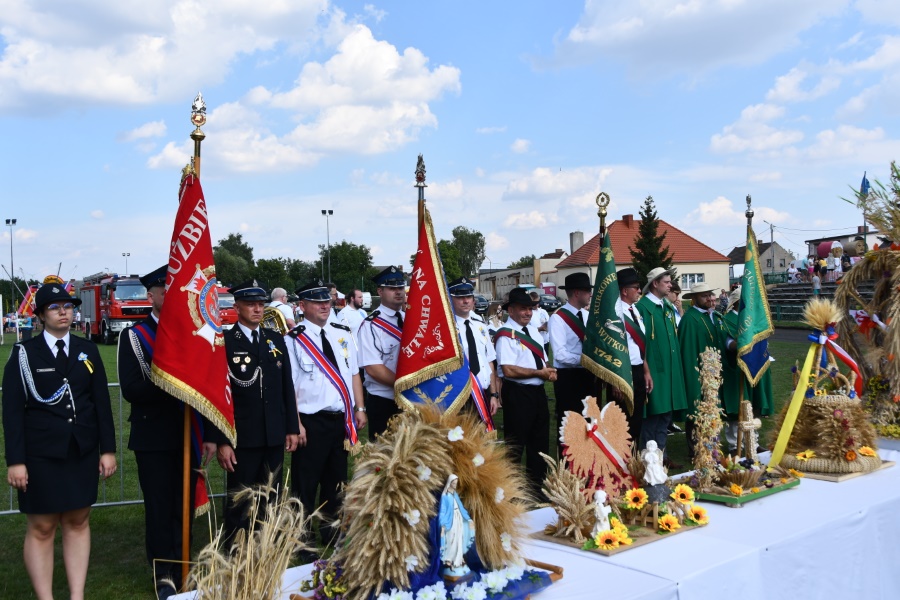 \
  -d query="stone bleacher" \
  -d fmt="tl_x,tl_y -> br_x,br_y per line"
765,279 -> 875,321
